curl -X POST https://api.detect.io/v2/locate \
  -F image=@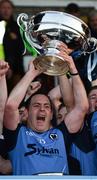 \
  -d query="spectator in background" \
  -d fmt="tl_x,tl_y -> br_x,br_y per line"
87,86 -> 97,144
19,104 -> 28,124
87,10 -> 97,39
88,85 -> 97,114
84,9 -> 97,88
0,0 -> 25,94
65,3 -> 80,18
